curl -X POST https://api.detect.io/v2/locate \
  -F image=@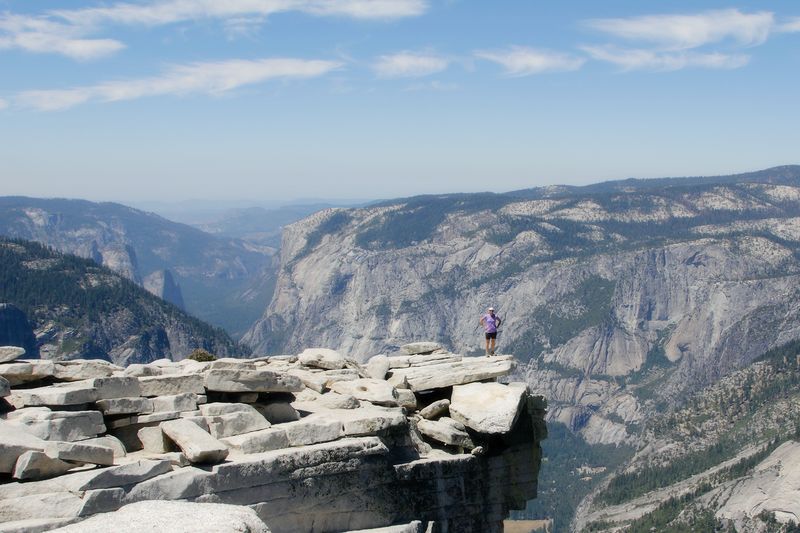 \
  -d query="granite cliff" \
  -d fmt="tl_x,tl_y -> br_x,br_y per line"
243,166 -> 800,449
0,342 -> 545,533
0,197 -> 275,338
